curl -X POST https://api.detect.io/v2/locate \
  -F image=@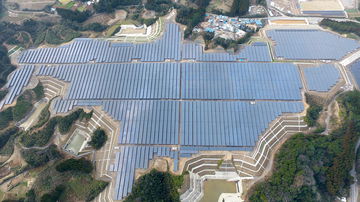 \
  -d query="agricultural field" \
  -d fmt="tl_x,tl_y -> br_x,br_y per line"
6,0 -> 56,11
206,0 -> 233,14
